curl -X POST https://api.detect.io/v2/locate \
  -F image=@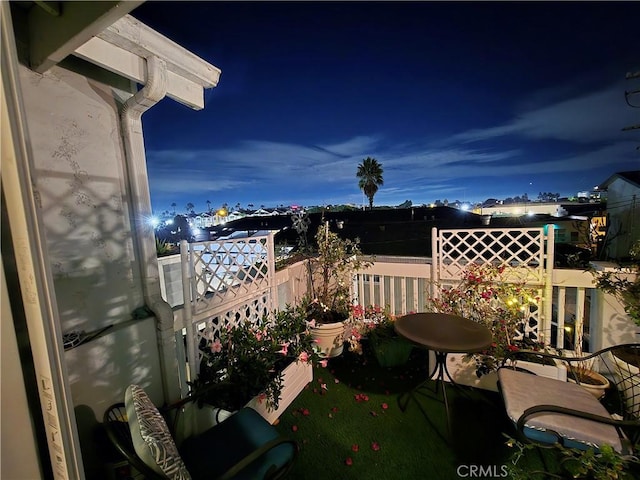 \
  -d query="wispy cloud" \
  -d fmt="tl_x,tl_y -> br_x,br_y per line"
148,81 -> 638,209
447,81 -> 636,145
